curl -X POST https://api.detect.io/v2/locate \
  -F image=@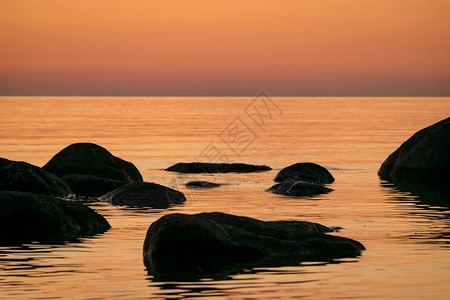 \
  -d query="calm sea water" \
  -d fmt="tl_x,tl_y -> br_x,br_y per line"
0,97 -> 449,299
